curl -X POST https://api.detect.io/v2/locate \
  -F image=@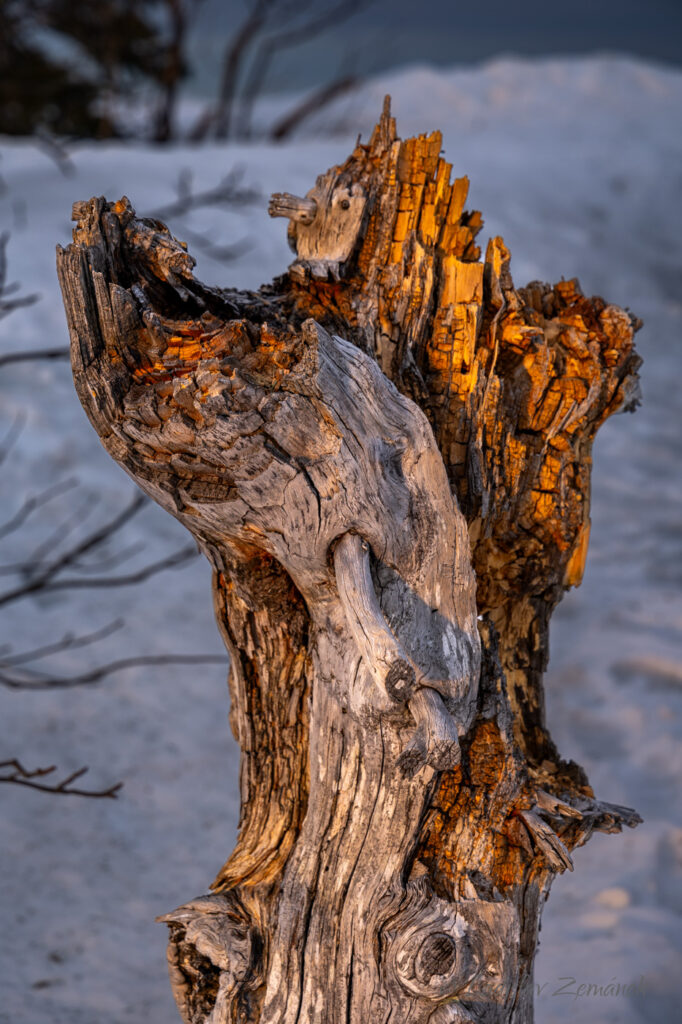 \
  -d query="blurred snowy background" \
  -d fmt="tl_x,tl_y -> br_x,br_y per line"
1,2 -> 681,1022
